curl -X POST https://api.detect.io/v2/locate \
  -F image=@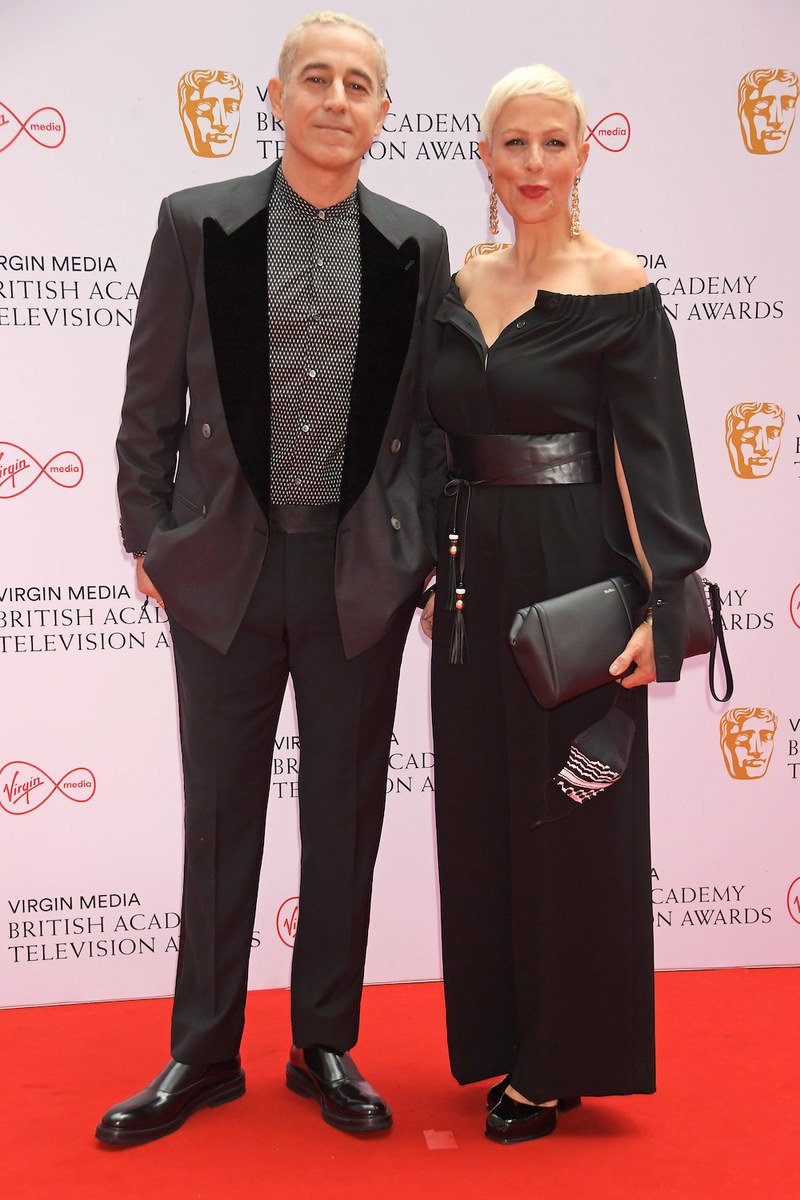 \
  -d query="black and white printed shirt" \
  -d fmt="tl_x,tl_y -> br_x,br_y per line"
267,164 -> 361,505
